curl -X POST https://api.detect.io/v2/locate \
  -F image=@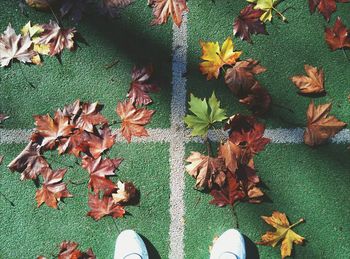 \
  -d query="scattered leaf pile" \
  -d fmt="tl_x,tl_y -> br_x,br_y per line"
8,65 -> 157,220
